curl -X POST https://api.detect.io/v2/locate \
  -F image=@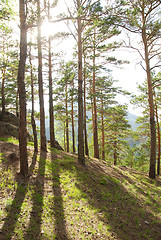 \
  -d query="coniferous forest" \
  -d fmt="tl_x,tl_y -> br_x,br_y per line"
0,1 -> 161,240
